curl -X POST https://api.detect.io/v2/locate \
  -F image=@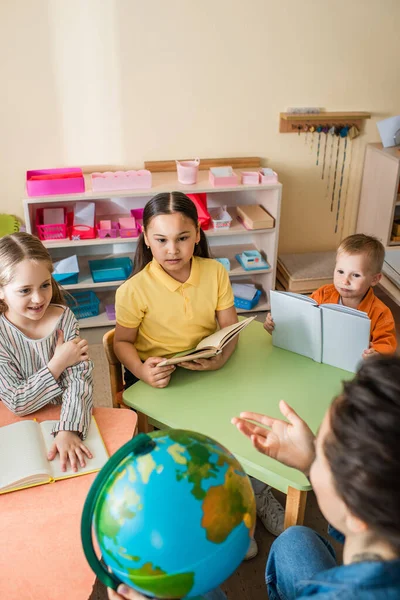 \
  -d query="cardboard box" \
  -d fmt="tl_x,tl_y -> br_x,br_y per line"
236,205 -> 274,229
